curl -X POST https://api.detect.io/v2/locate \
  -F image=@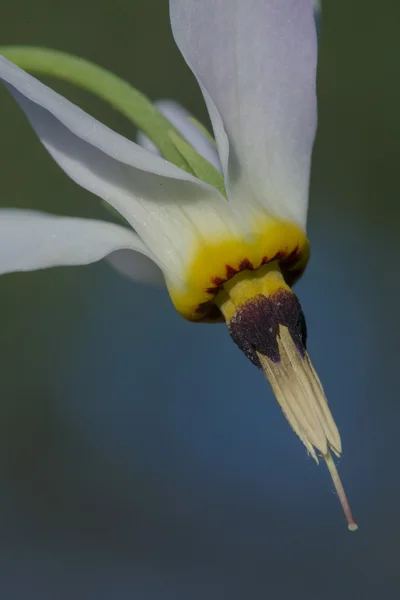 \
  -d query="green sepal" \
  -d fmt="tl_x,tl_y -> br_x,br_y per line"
168,130 -> 226,197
